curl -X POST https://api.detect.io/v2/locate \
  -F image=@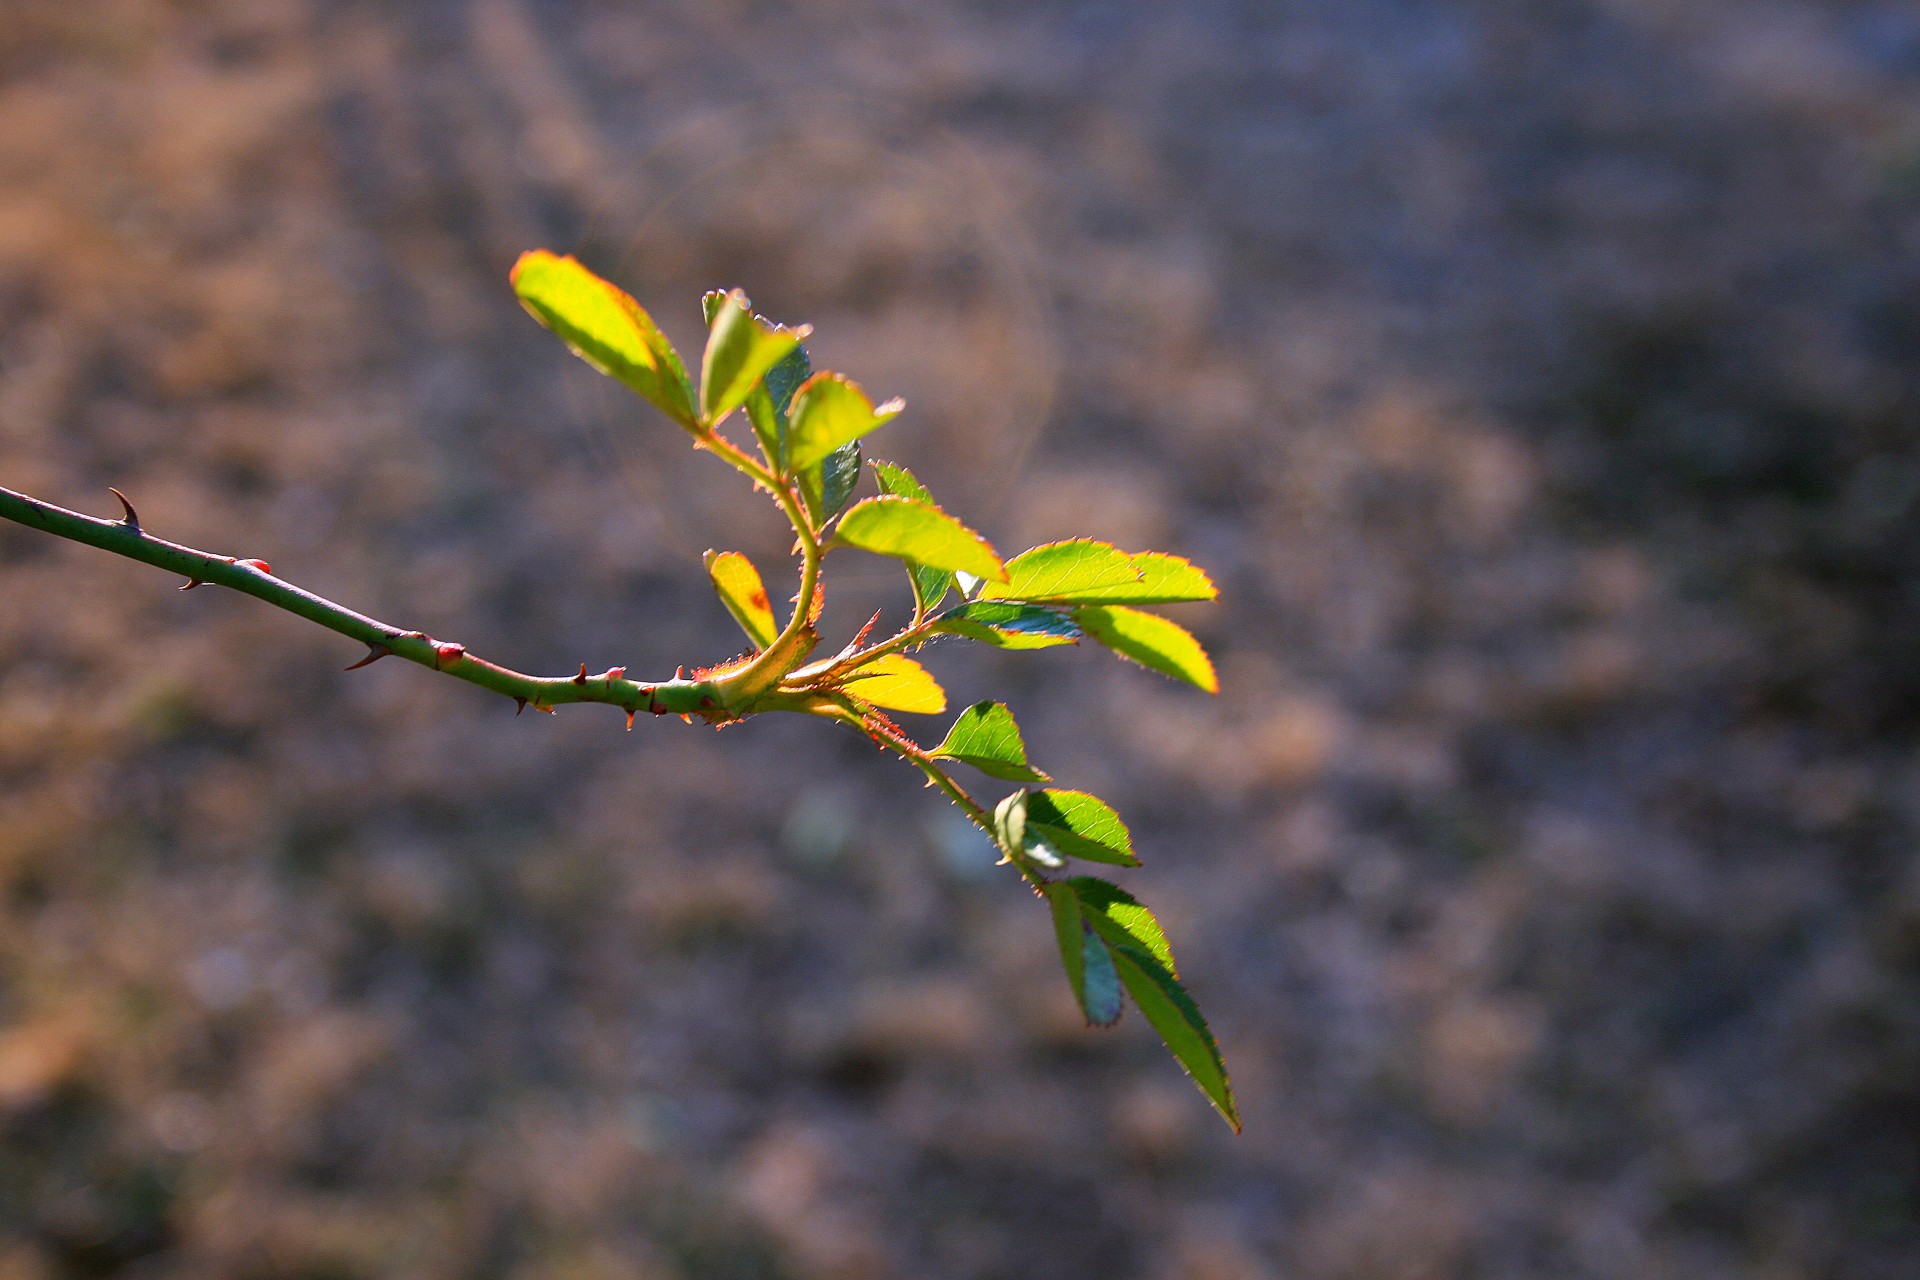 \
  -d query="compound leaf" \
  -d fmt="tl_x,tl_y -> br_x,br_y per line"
701,290 -> 807,426
930,701 -> 1048,783
932,601 -> 1080,650
871,461 -> 953,615
1076,605 -> 1218,693
839,654 -> 946,715
1045,883 -> 1122,1026
787,373 -> 904,470
703,550 -> 778,650
833,496 -> 1006,582
511,251 -> 696,426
